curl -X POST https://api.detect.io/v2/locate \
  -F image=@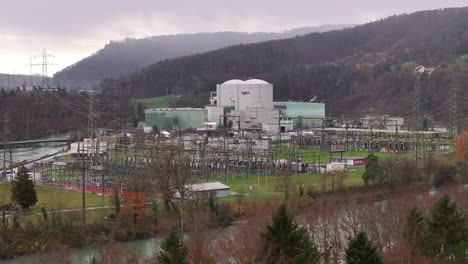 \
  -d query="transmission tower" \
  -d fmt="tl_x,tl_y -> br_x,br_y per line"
412,73 -> 423,131
33,49 -> 56,88
449,75 -> 462,135
2,113 -> 12,172
87,92 -> 96,139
